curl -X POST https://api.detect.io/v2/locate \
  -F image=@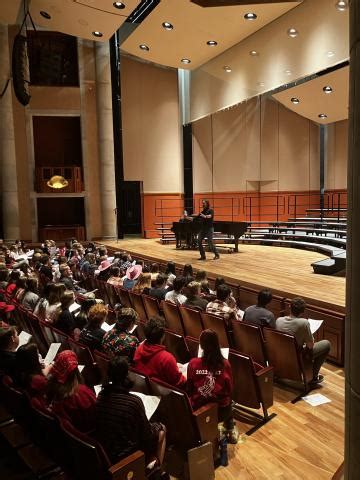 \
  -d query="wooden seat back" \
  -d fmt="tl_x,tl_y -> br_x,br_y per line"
200,312 -> 229,347
179,306 -> 204,338
117,287 -> 132,309
228,350 -> 273,410
163,330 -> 190,364
128,369 -> 151,395
231,320 -> 266,365
67,338 -> 99,387
128,292 -> 147,322
142,295 -> 161,320
148,377 -> 217,451
262,328 -> 313,385
60,419 -> 147,480
162,301 -> 185,335
104,283 -> 119,308
185,336 -> 200,358
93,350 -> 111,385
